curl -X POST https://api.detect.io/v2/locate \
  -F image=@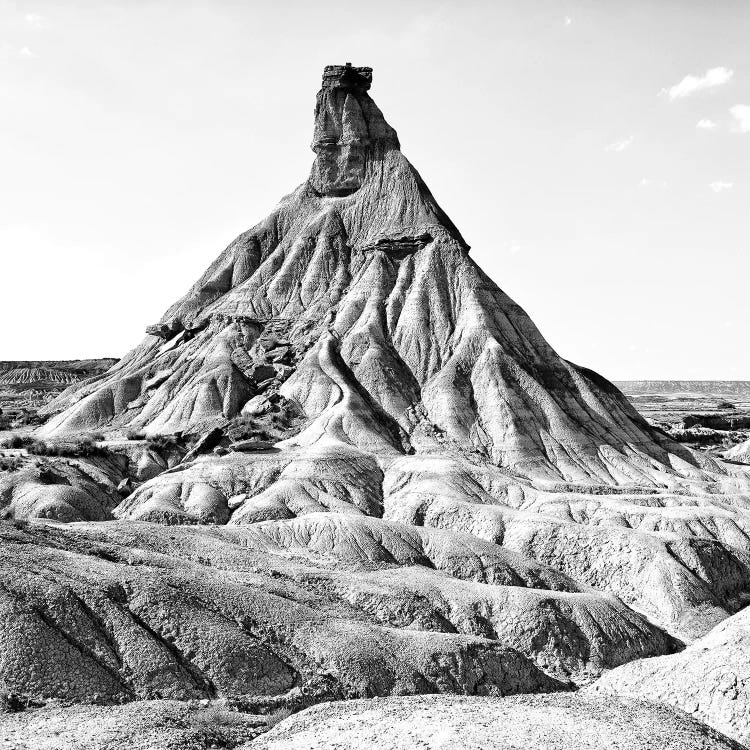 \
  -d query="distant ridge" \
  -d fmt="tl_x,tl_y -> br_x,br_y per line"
614,381 -> 750,395
0,359 -> 118,372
